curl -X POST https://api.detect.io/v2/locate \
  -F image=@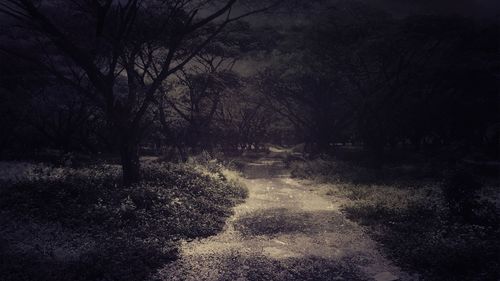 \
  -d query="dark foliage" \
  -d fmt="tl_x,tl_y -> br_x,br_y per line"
442,168 -> 482,221
294,157 -> 500,281
347,203 -> 500,281
0,163 -> 247,281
